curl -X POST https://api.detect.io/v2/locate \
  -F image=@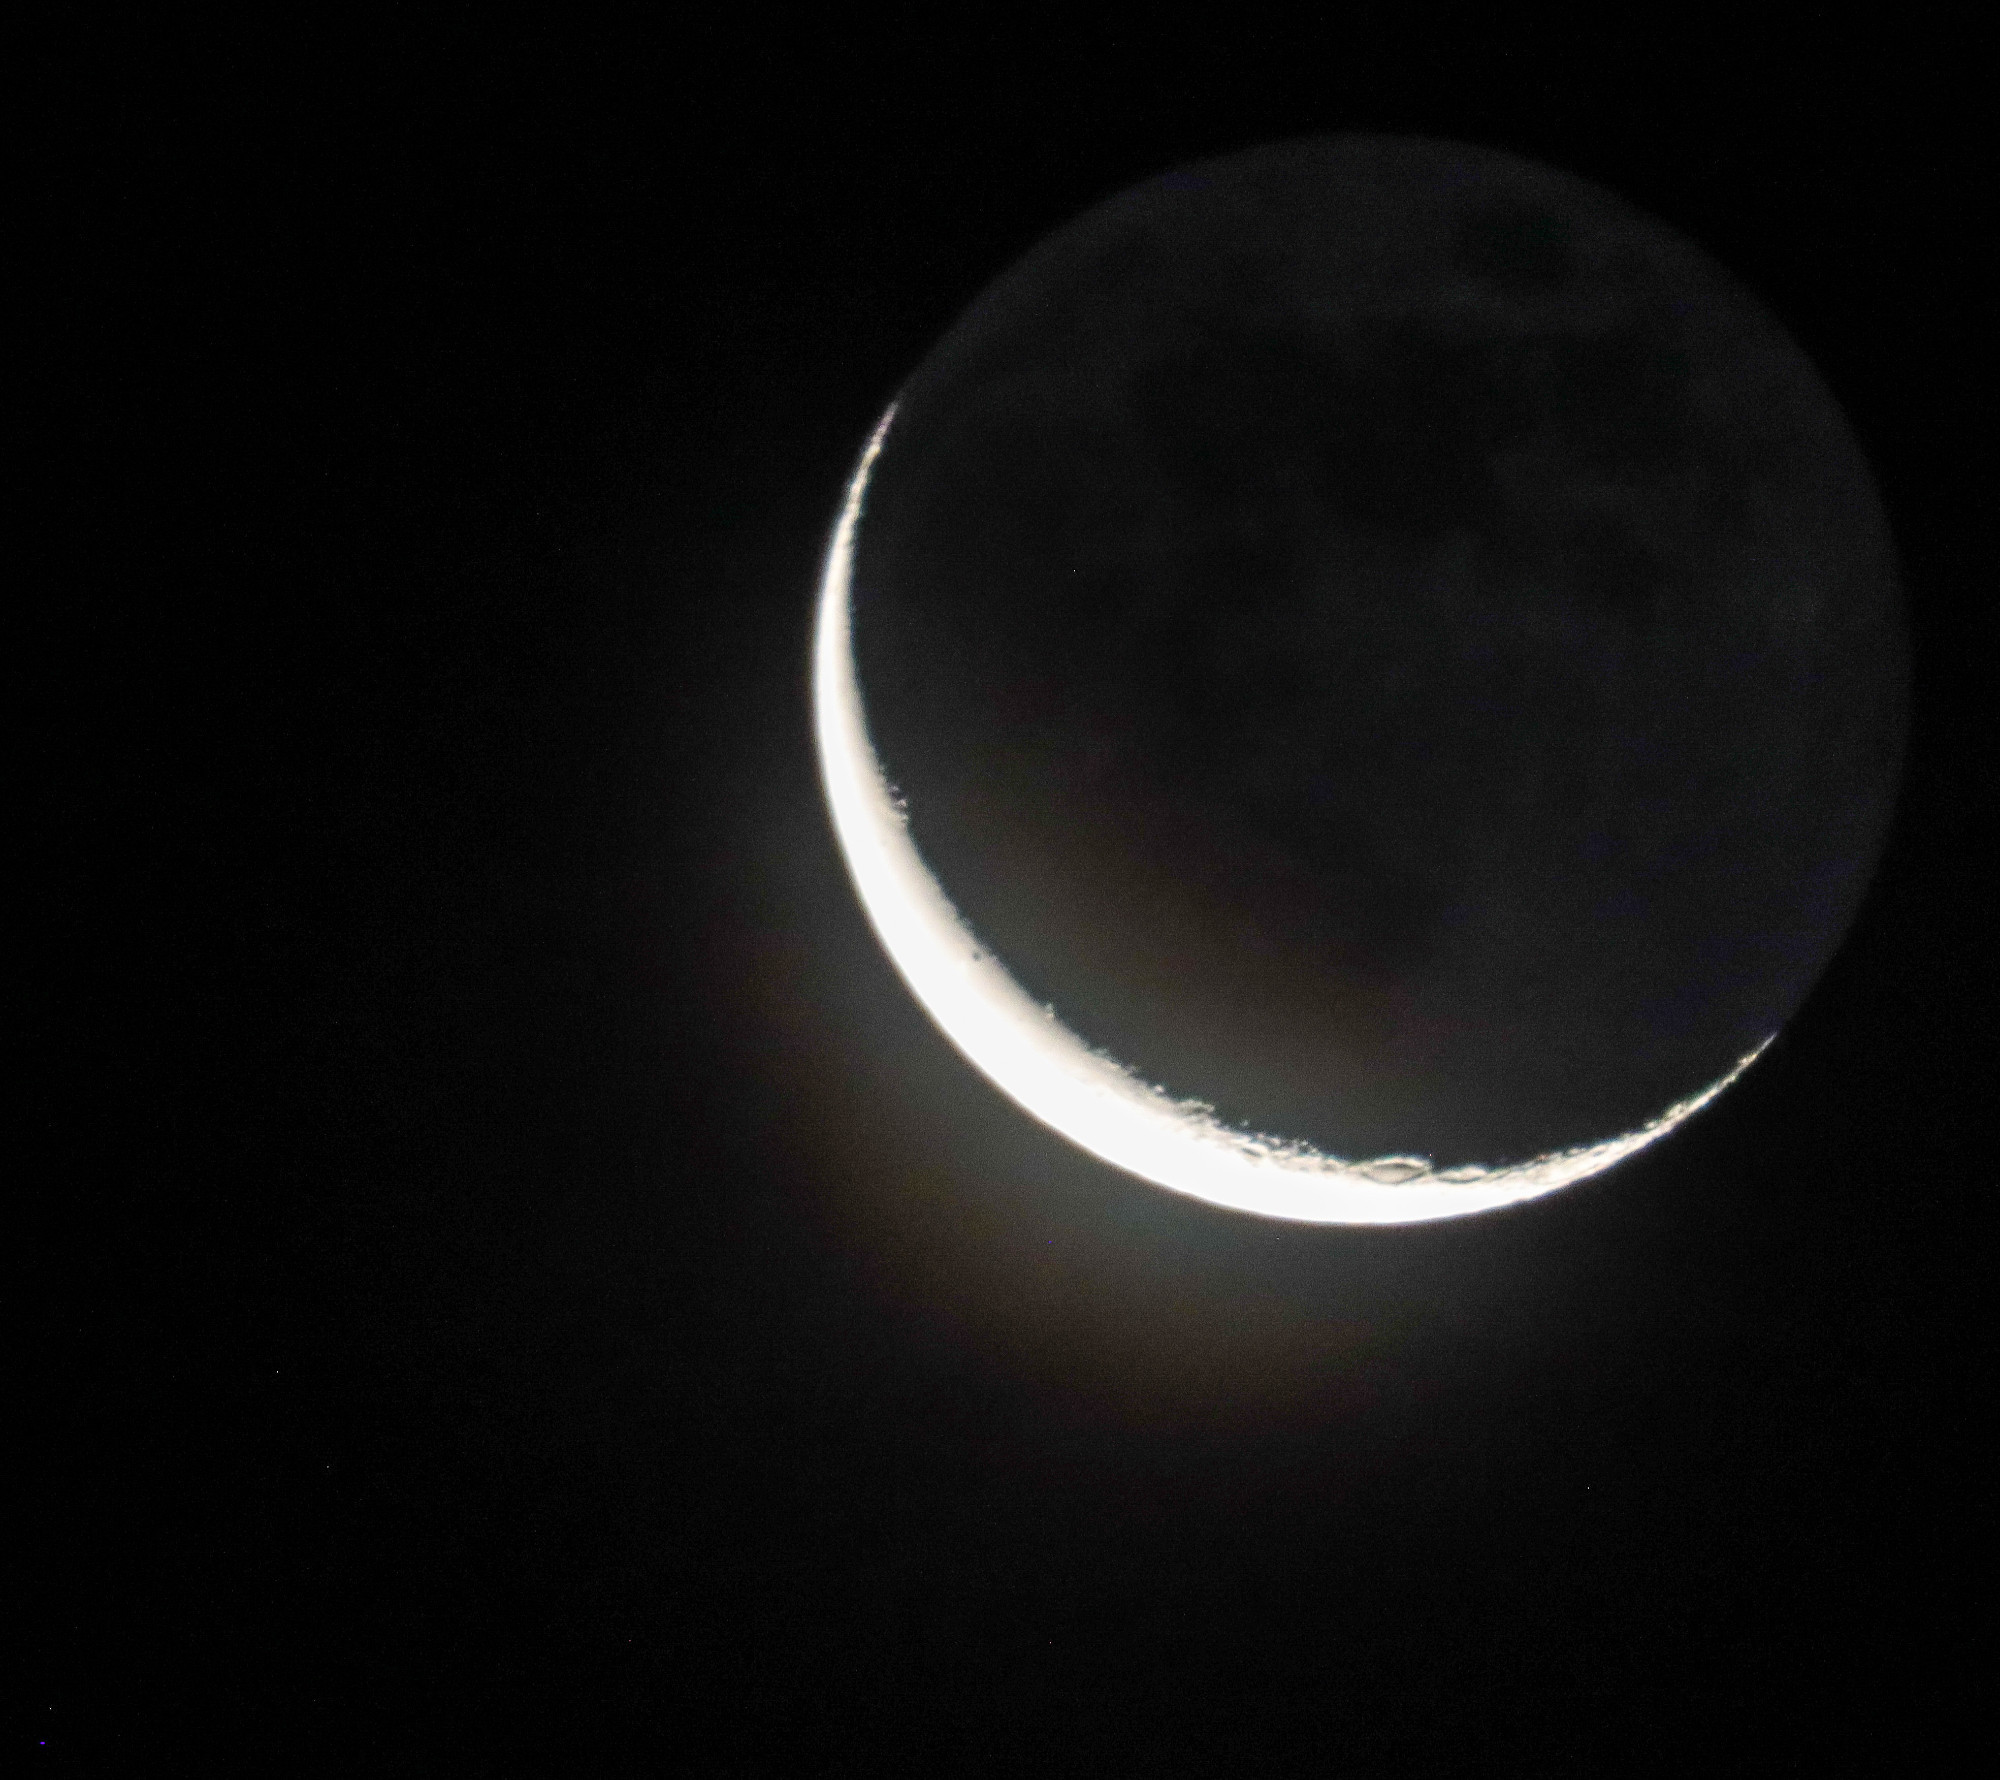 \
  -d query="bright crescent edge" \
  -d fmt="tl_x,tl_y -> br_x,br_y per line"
812,404 -> 1768,1226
